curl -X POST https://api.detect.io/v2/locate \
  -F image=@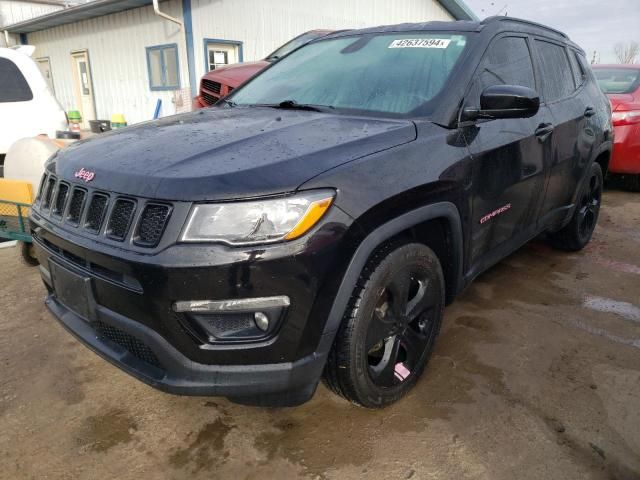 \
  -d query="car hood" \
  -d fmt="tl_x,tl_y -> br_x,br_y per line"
50,107 -> 416,201
201,60 -> 269,87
